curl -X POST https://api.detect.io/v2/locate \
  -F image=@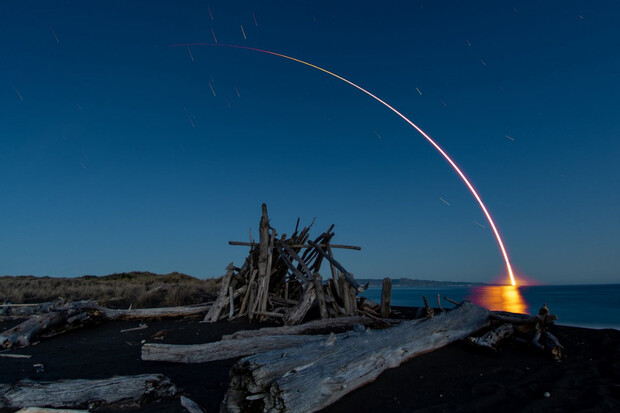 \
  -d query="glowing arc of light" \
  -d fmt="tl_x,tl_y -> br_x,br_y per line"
171,43 -> 517,287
